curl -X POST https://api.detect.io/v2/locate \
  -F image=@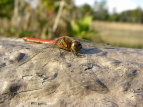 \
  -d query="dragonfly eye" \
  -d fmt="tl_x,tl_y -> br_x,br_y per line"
71,41 -> 82,52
